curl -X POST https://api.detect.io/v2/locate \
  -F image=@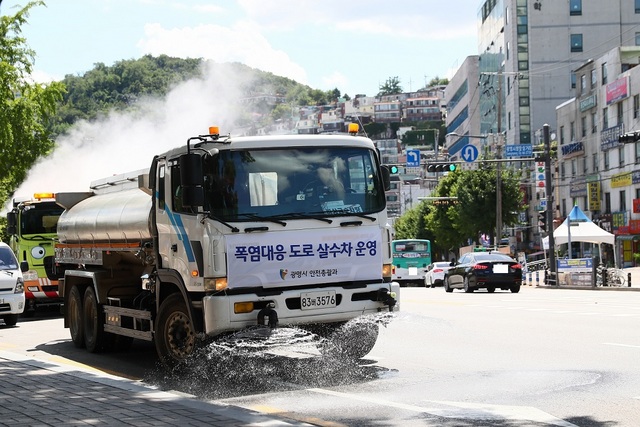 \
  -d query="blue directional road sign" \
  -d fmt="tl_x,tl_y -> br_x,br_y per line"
406,149 -> 420,167
461,144 -> 479,163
